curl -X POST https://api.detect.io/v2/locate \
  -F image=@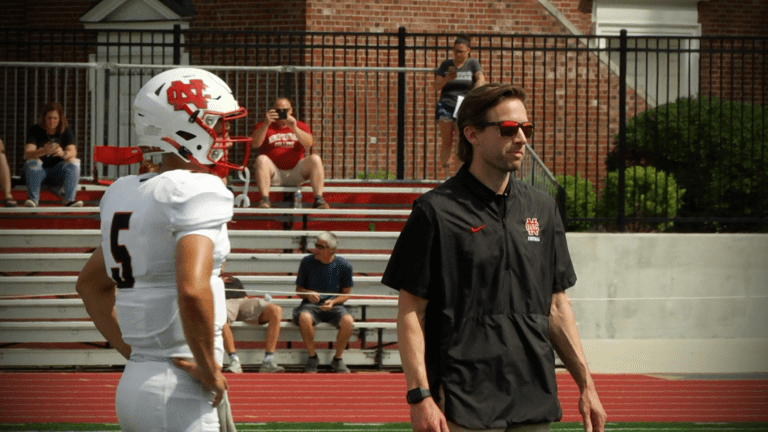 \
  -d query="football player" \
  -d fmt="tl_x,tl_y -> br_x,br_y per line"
76,67 -> 251,432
